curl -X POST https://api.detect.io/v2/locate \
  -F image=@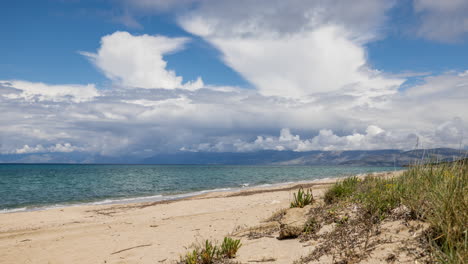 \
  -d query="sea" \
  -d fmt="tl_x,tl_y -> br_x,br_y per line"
0,164 -> 399,213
